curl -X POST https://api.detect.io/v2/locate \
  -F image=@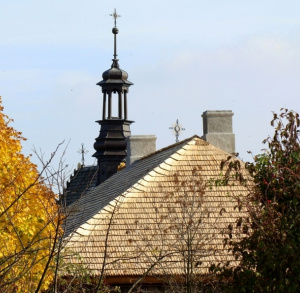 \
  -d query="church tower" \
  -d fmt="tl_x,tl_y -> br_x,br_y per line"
93,9 -> 134,185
